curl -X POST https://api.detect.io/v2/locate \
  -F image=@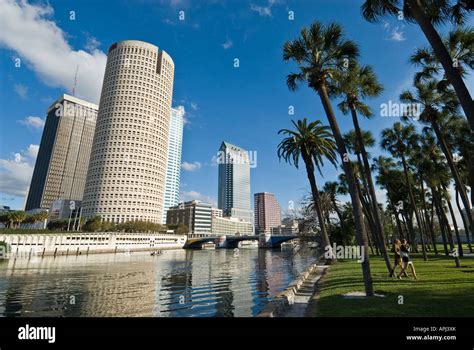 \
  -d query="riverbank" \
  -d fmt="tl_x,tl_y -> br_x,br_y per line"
315,253 -> 474,317
257,251 -> 327,317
